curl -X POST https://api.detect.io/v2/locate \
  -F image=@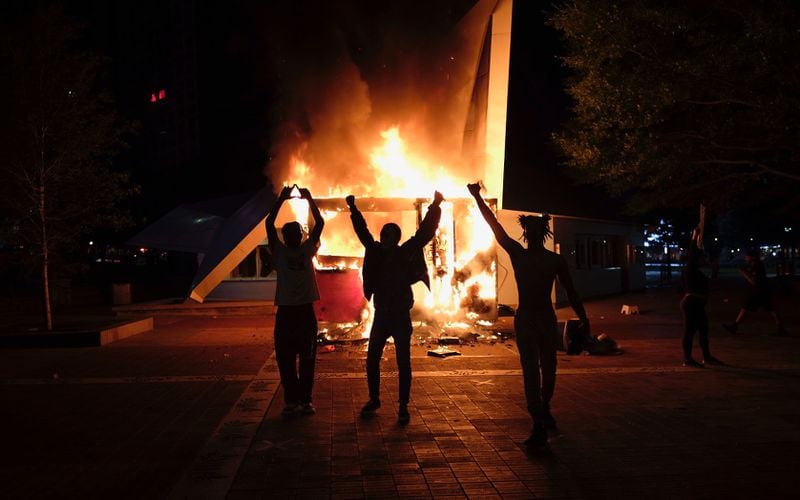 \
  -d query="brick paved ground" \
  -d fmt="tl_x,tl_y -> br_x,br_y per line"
1,277 -> 799,499
228,277 -> 800,499
0,317 -> 273,499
